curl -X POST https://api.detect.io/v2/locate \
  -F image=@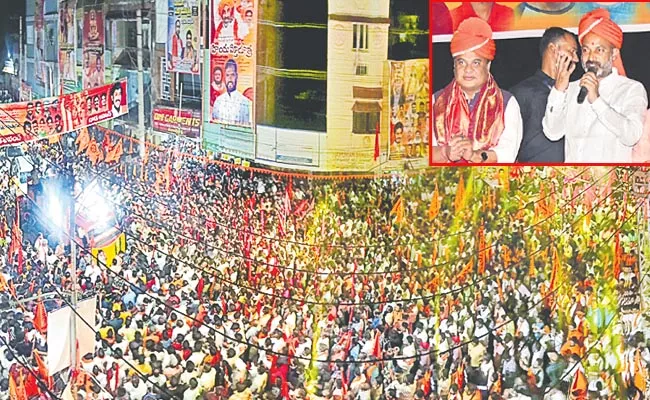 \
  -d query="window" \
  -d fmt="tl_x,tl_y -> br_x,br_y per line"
353,111 -> 379,134
355,64 -> 367,76
160,57 -> 171,101
353,24 -> 369,50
